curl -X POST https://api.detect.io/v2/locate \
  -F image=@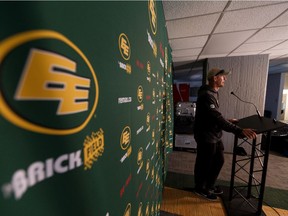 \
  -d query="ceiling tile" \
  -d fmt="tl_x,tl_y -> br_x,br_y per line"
247,26 -> 288,42
162,1 -> 227,20
228,51 -> 261,57
233,41 -> 282,53
169,36 -> 208,50
199,54 -> 228,59
173,56 -> 198,63
227,1 -> 285,11
268,9 -> 288,27
166,13 -> 220,39
270,40 -> 288,50
215,4 -> 288,33
268,8 -> 288,27
172,48 -> 202,58
261,49 -> 288,55
201,30 -> 257,55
